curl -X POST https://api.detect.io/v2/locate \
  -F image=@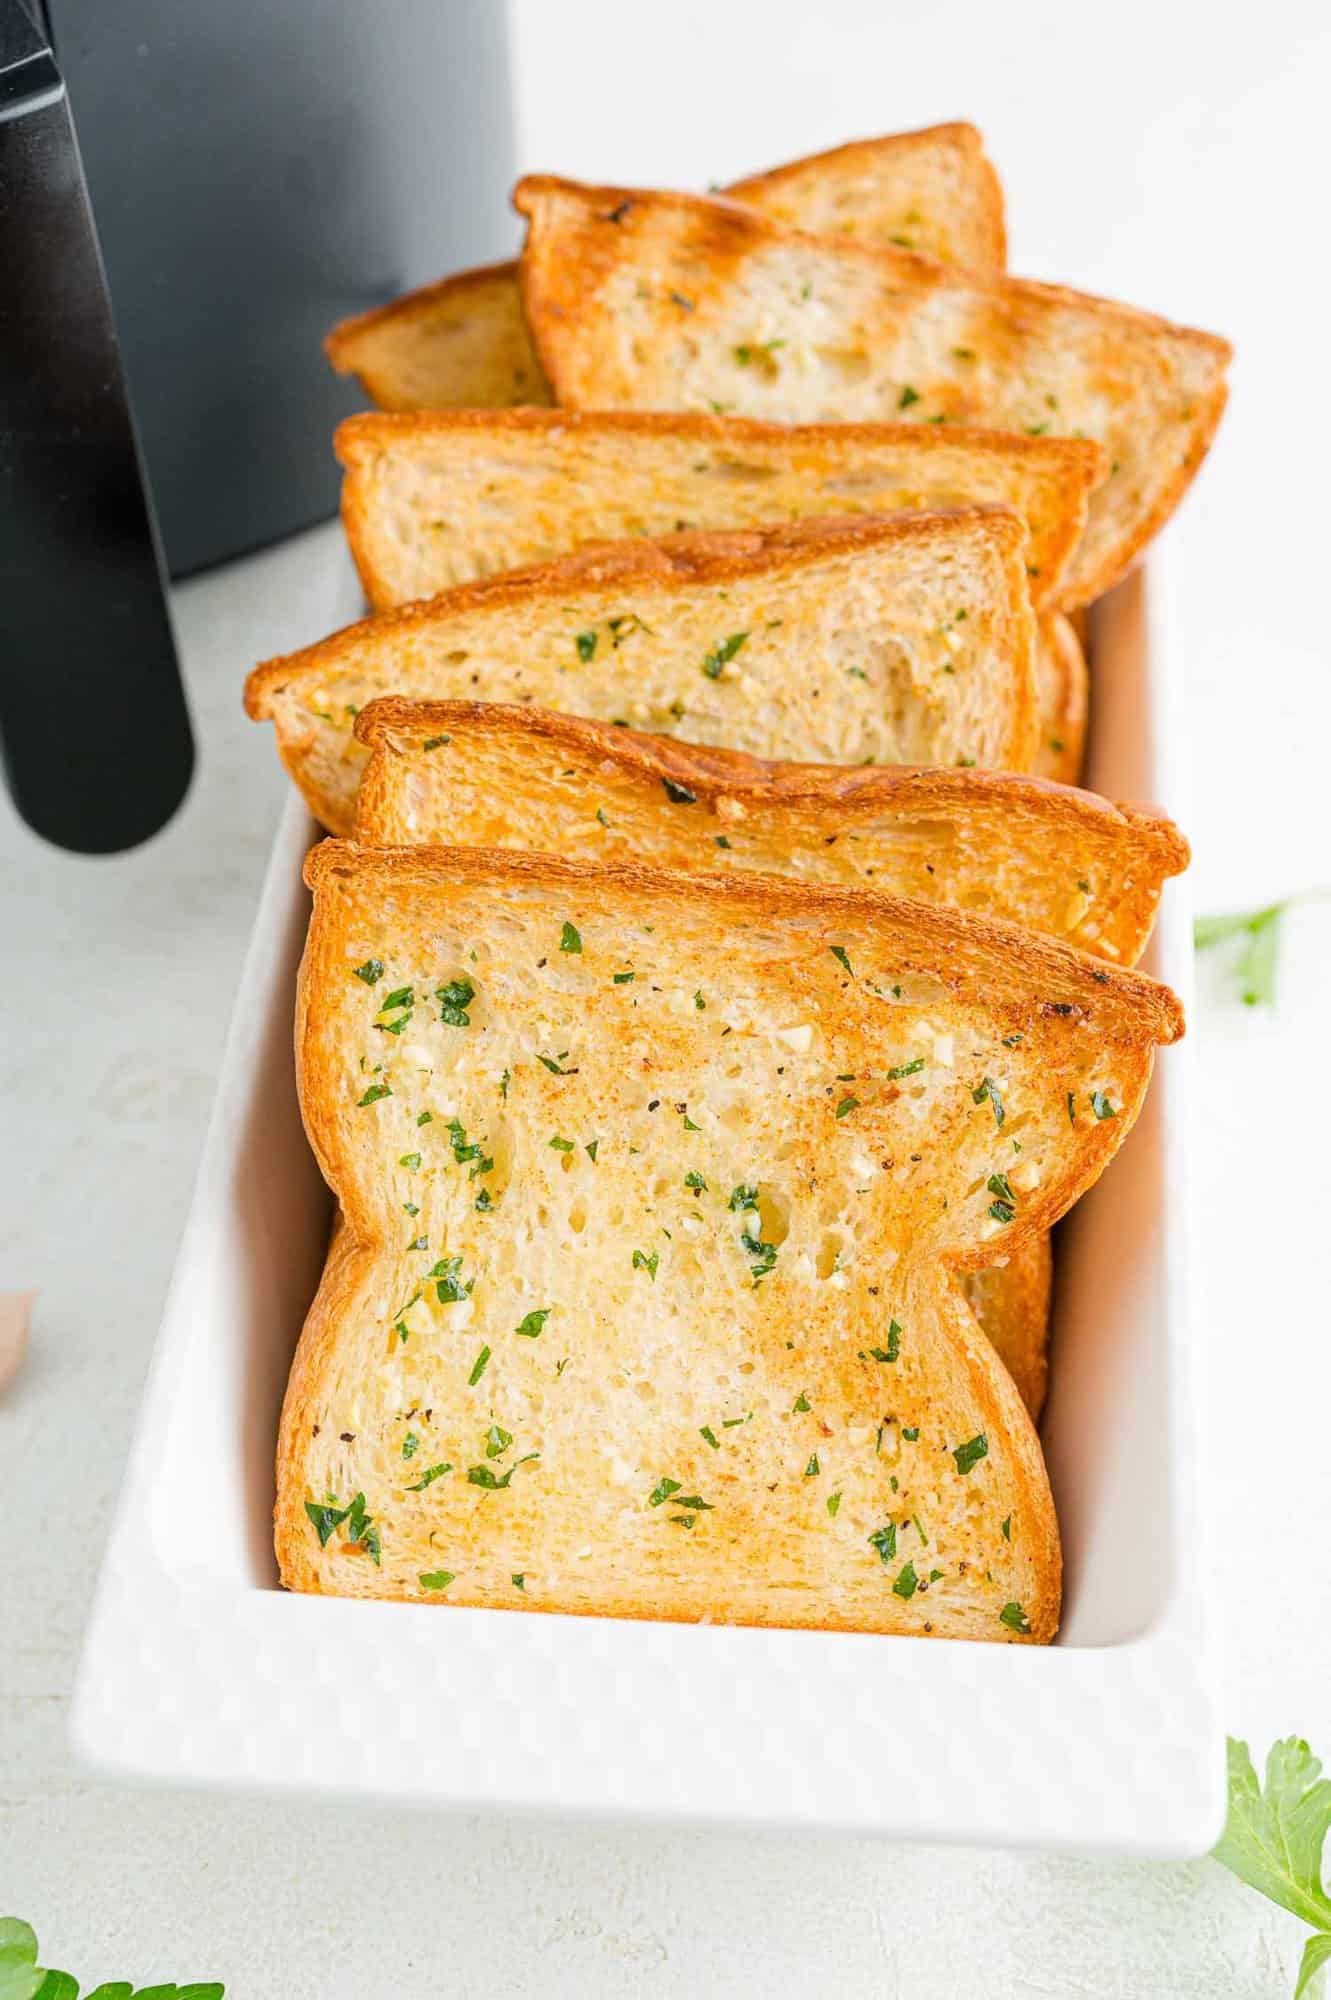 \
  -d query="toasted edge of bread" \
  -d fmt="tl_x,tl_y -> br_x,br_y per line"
334,405 -> 1105,615
351,694 -> 1186,967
